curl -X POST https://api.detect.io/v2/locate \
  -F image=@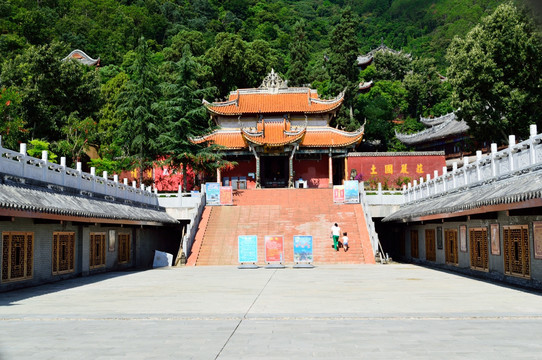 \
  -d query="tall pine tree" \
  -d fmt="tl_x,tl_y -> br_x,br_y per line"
328,7 -> 361,131
117,37 -> 161,186
158,45 -> 231,191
